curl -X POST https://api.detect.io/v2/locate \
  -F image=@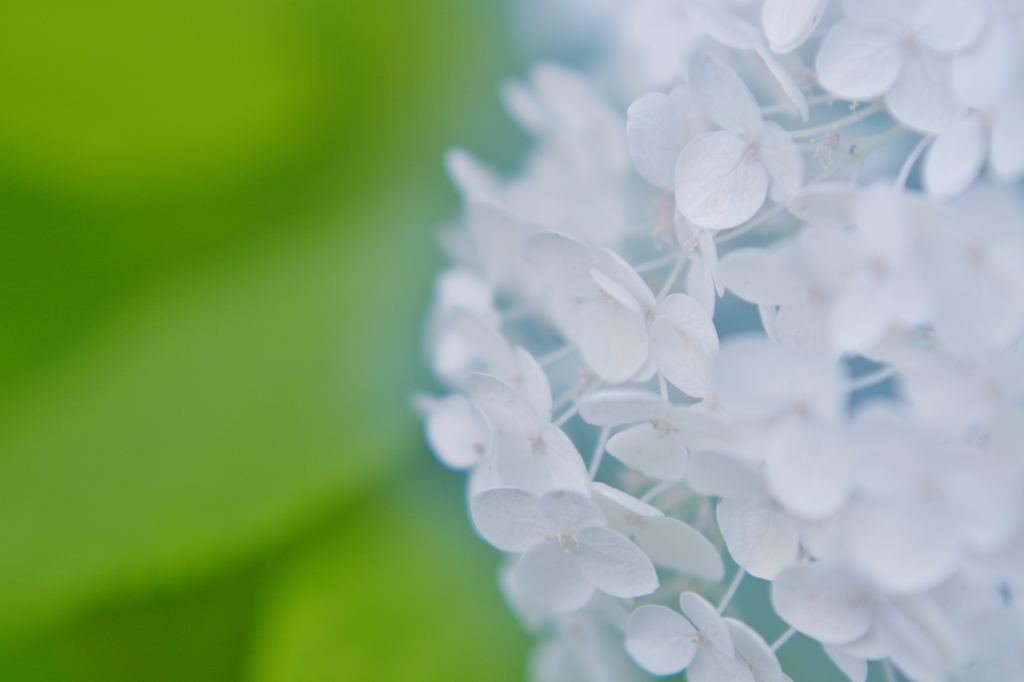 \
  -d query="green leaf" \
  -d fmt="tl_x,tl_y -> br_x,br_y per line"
247,468 -> 532,682
0,0 -> 520,636
0,568 -> 259,682
0,200 -> 439,634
